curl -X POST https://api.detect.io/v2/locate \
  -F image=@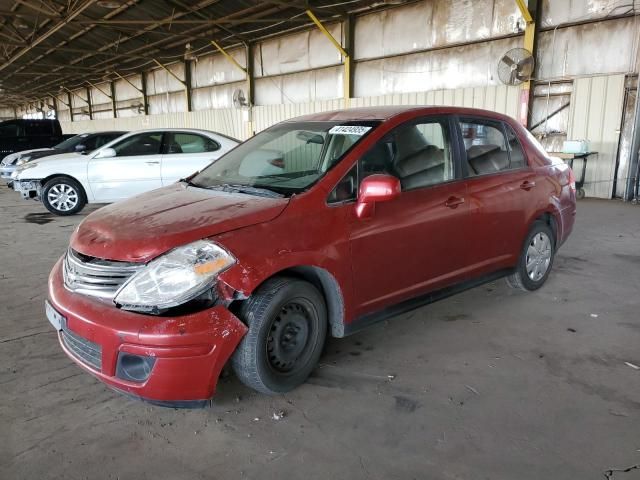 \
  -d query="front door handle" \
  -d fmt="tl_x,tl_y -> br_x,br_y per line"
520,181 -> 536,191
445,196 -> 465,209
145,161 -> 160,165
